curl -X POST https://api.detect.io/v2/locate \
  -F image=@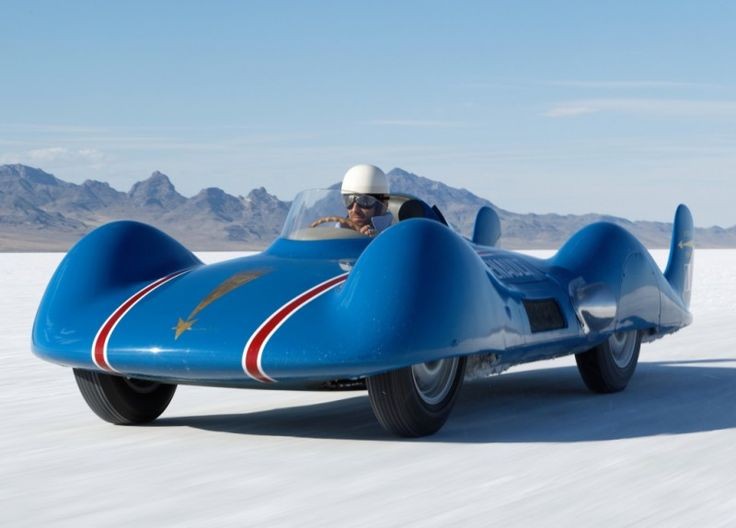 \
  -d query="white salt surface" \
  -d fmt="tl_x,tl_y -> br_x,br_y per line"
1,250 -> 735,527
